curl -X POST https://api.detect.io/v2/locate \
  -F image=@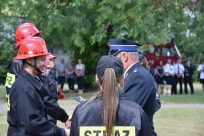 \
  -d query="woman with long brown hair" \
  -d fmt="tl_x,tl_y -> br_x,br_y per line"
70,55 -> 152,136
